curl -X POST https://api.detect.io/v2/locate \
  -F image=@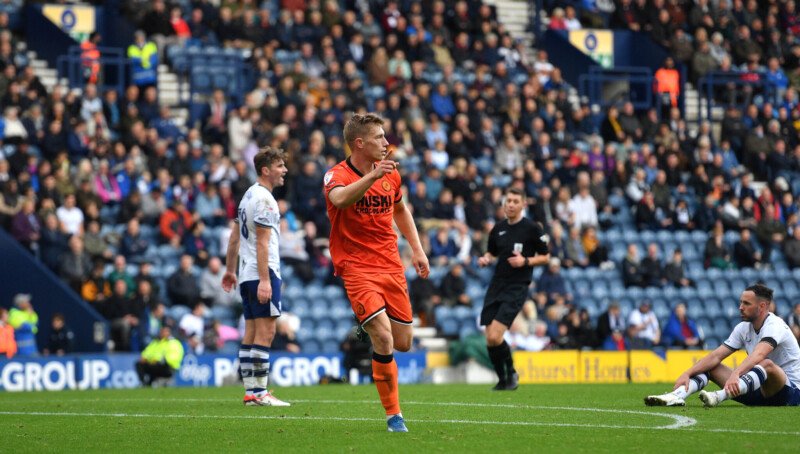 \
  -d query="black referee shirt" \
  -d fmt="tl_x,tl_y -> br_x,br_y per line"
487,217 -> 550,284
